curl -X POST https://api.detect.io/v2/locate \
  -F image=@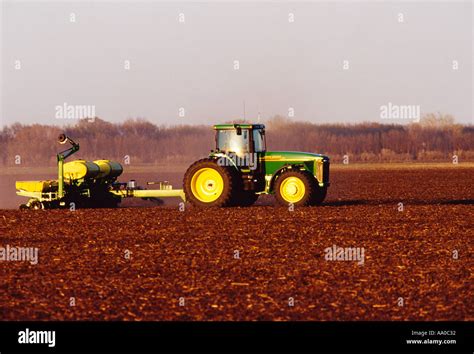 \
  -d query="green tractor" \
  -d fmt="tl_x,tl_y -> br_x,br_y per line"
183,123 -> 330,207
